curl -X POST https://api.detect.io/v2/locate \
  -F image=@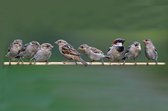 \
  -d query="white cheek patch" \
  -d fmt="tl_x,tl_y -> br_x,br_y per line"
138,46 -> 141,50
116,43 -> 123,46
